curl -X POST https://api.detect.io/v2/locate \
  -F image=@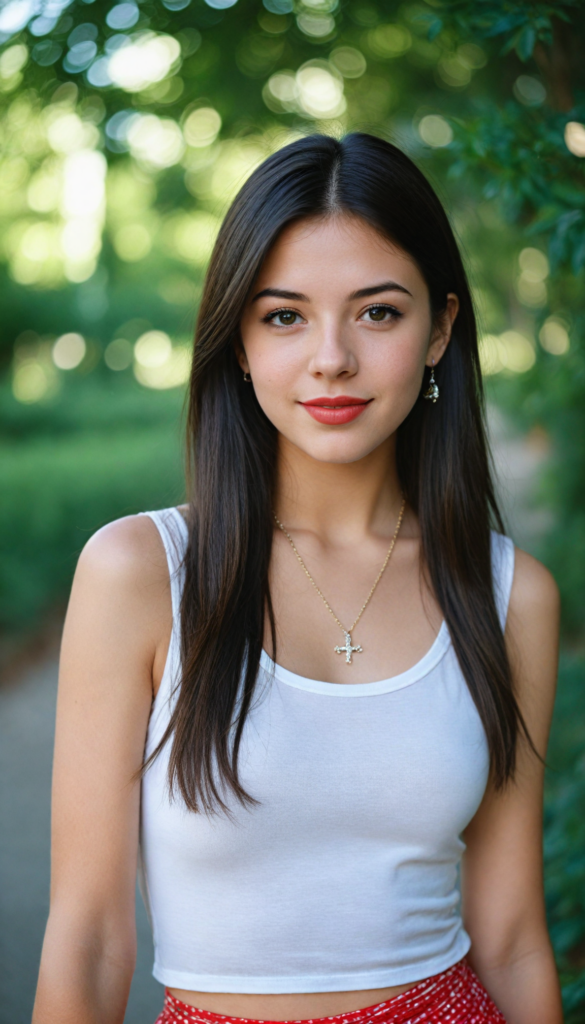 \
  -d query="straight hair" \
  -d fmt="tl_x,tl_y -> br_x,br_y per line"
146,132 -> 533,812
